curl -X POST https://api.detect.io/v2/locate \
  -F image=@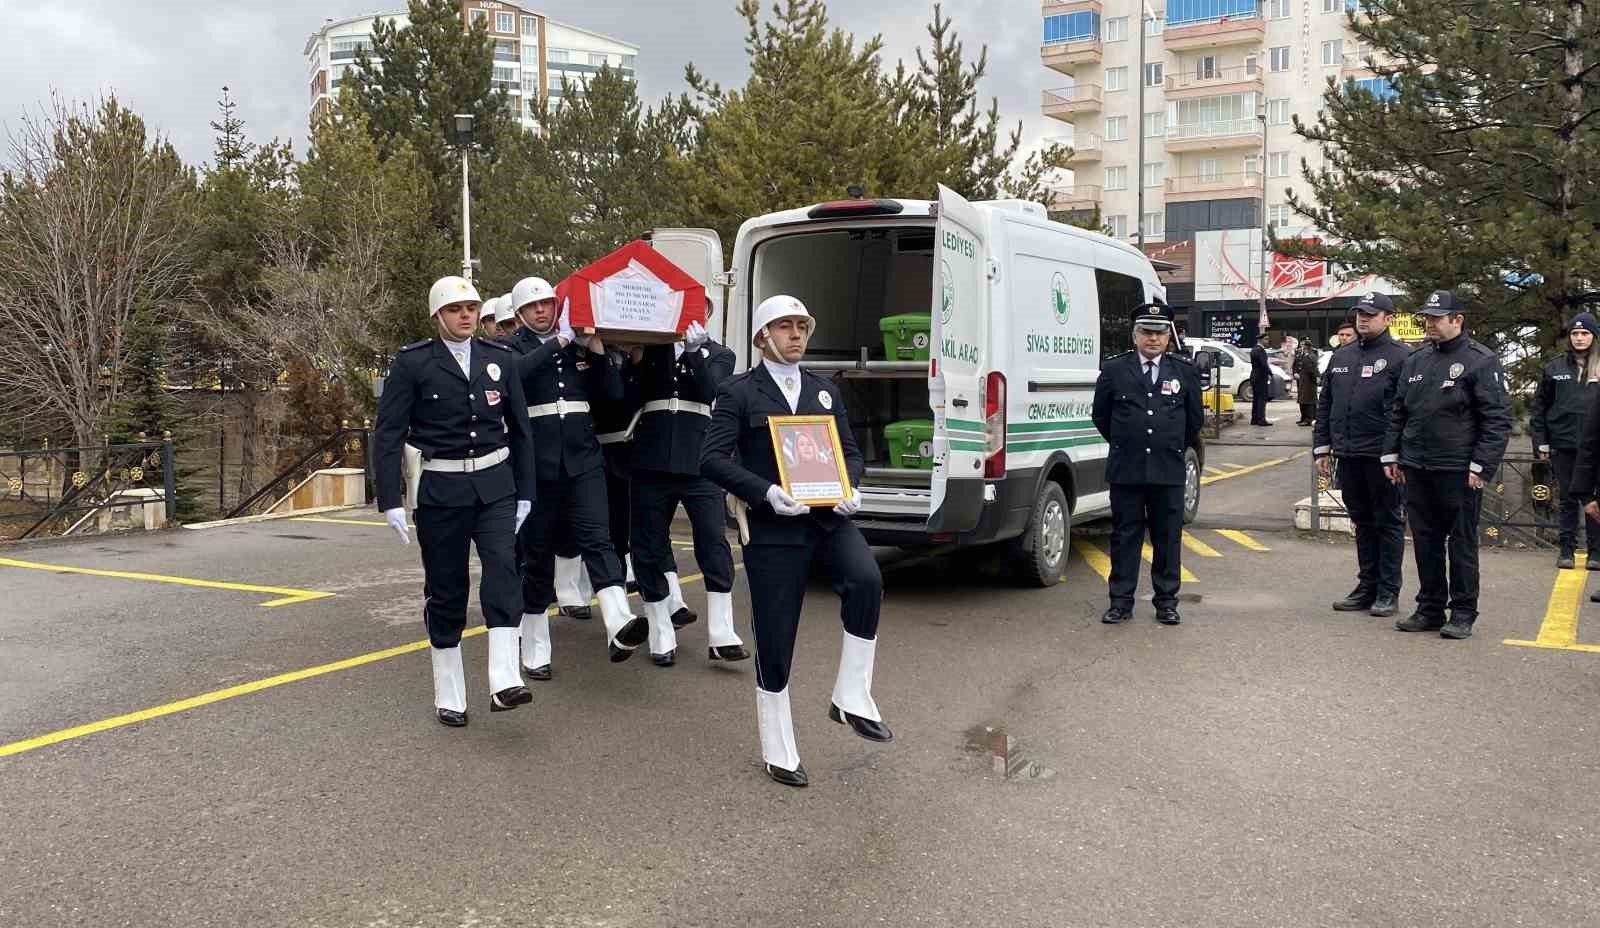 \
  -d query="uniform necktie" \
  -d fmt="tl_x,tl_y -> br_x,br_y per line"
1146,360 -> 1157,385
